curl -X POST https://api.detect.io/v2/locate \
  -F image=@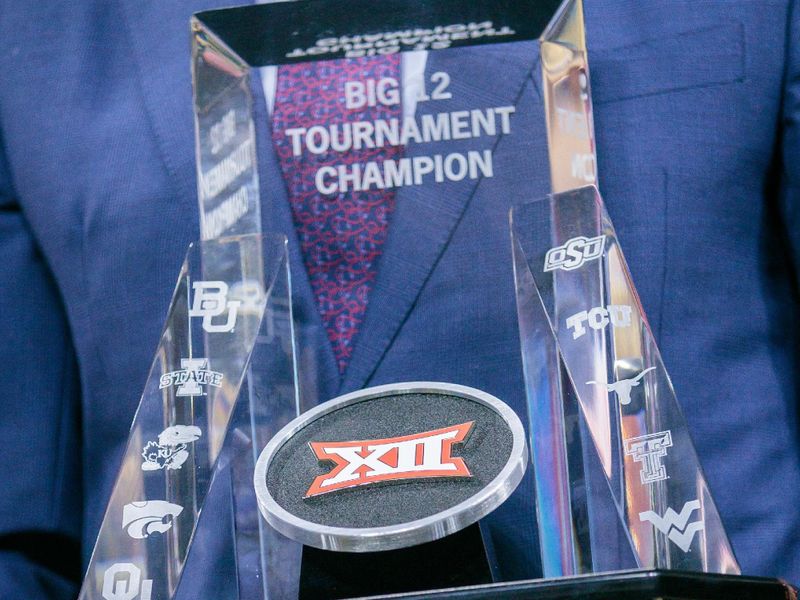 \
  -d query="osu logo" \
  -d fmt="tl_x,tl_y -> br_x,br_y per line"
544,235 -> 606,272
305,422 -> 473,497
